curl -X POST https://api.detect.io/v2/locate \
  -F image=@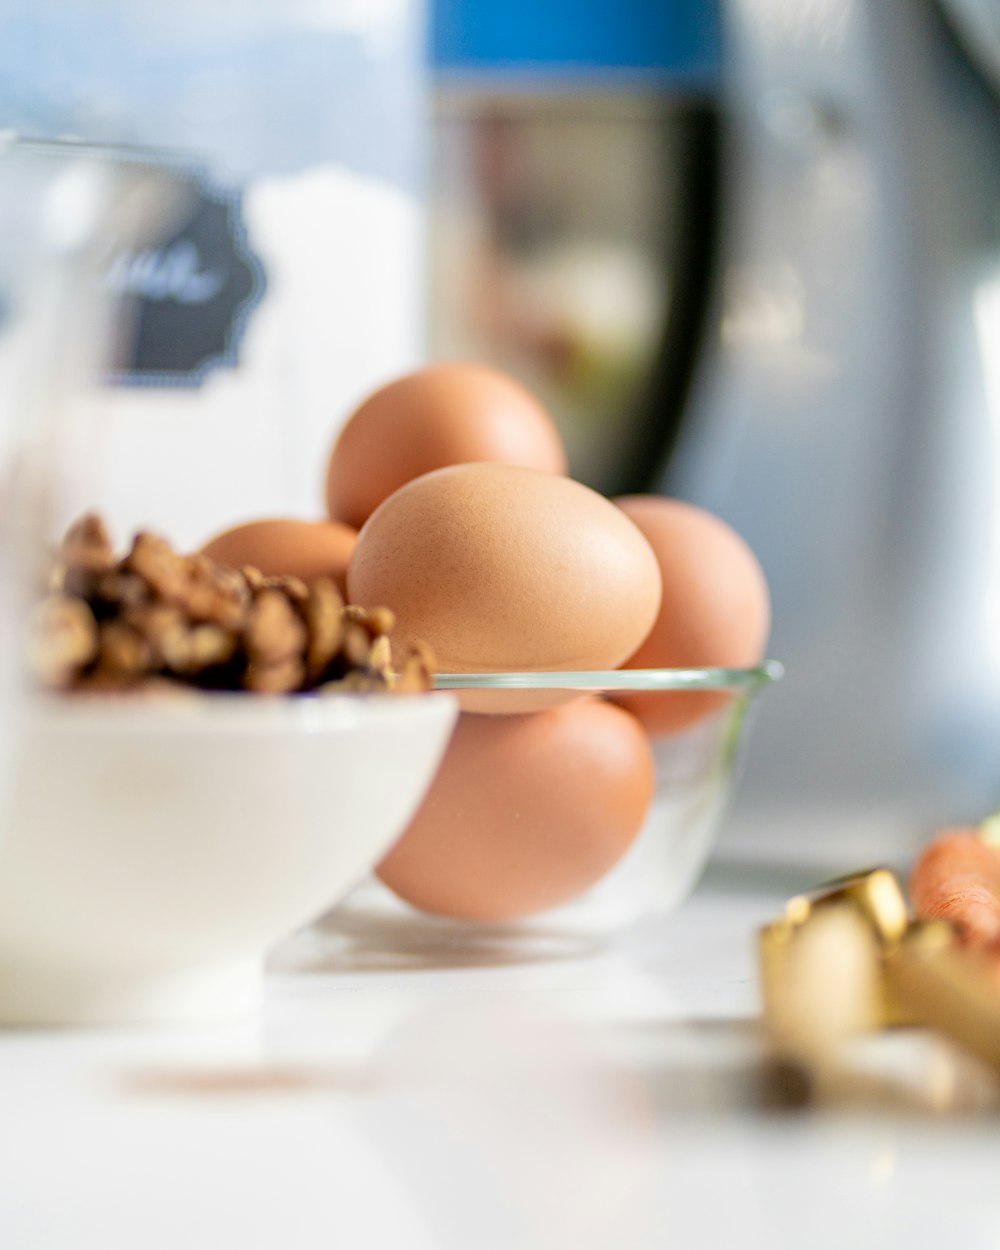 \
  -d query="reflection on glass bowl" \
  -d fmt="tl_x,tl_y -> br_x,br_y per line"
323,662 -> 783,962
